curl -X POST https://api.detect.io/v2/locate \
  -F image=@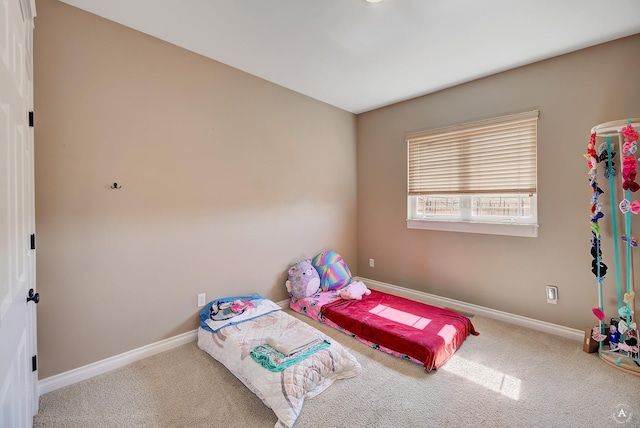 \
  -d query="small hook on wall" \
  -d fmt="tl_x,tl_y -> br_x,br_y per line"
110,182 -> 122,189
